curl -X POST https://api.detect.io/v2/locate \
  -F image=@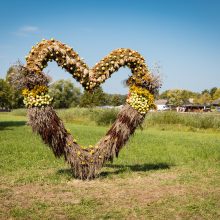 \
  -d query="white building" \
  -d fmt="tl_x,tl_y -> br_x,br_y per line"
155,99 -> 169,111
